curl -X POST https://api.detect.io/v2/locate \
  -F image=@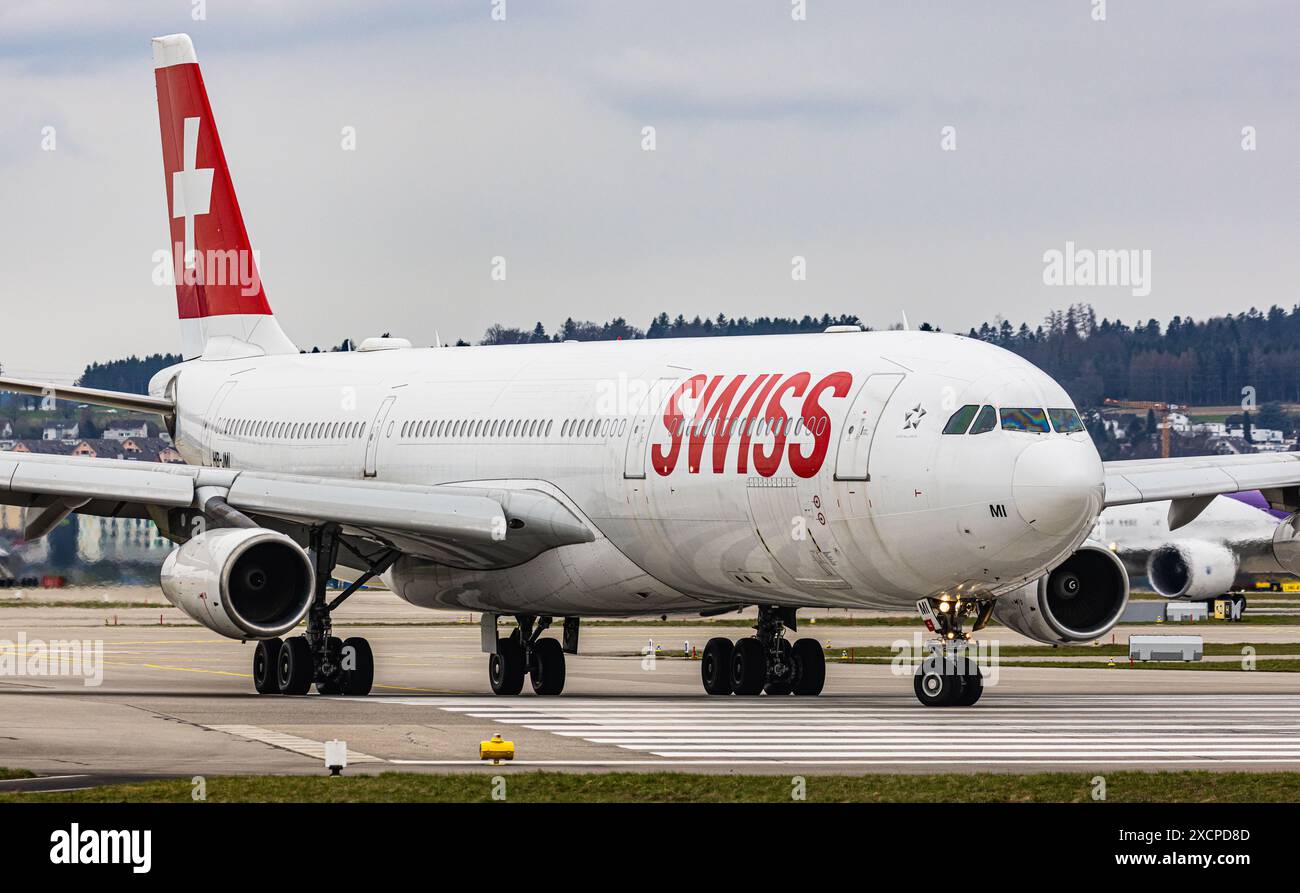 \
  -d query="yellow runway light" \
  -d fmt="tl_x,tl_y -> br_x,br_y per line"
480,734 -> 515,765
